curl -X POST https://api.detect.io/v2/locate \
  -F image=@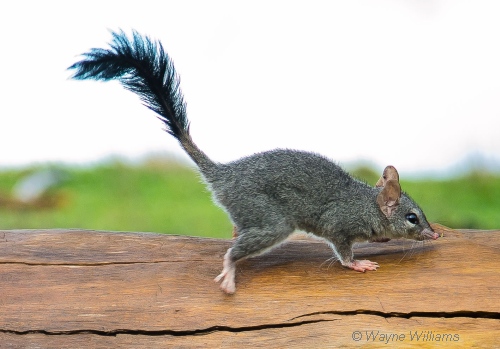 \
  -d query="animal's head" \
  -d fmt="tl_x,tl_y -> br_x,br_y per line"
376,166 -> 438,241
